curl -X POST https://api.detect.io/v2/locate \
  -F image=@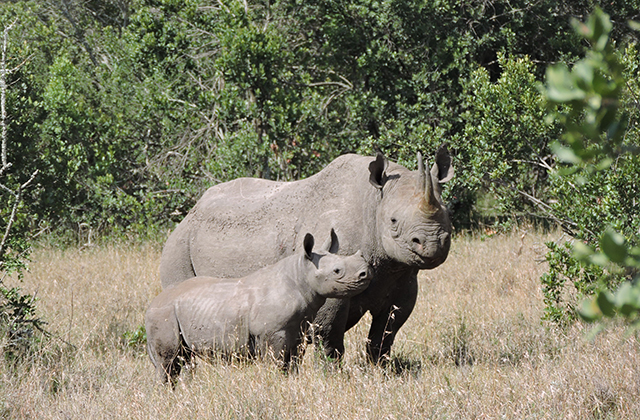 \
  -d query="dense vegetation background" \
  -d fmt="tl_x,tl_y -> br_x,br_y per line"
0,1 -> 639,326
